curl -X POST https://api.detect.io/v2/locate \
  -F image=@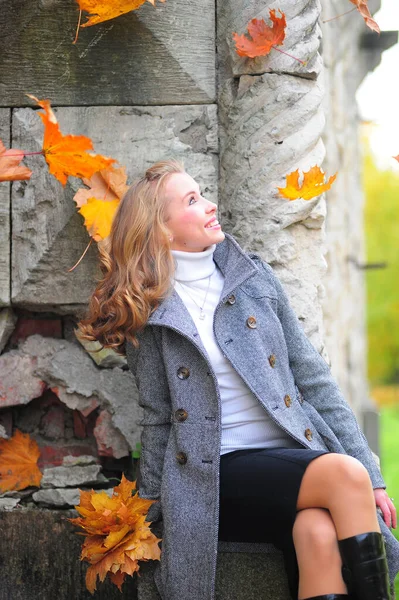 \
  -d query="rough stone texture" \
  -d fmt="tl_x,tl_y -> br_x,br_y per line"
75,331 -> 128,368
0,0 -> 215,106
32,487 -> 82,507
0,509 -> 138,599
0,109 -> 10,306
32,486 -> 115,507
217,0 -> 322,83
11,104 -> 218,314
19,334 -> 142,451
0,308 -> 17,353
0,351 -> 46,408
94,409 -> 130,459
319,0 -> 386,429
137,549 -> 290,600
62,454 -> 98,467
40,464 -> 102,488
0,497 -> 20,511
218,69 -> 330,362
